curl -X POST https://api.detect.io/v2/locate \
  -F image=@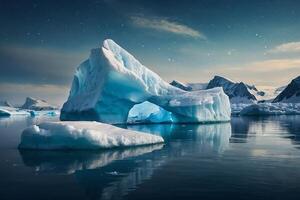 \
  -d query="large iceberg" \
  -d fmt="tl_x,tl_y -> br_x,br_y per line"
18,121 -> 164,150
61,39 -> 231,124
